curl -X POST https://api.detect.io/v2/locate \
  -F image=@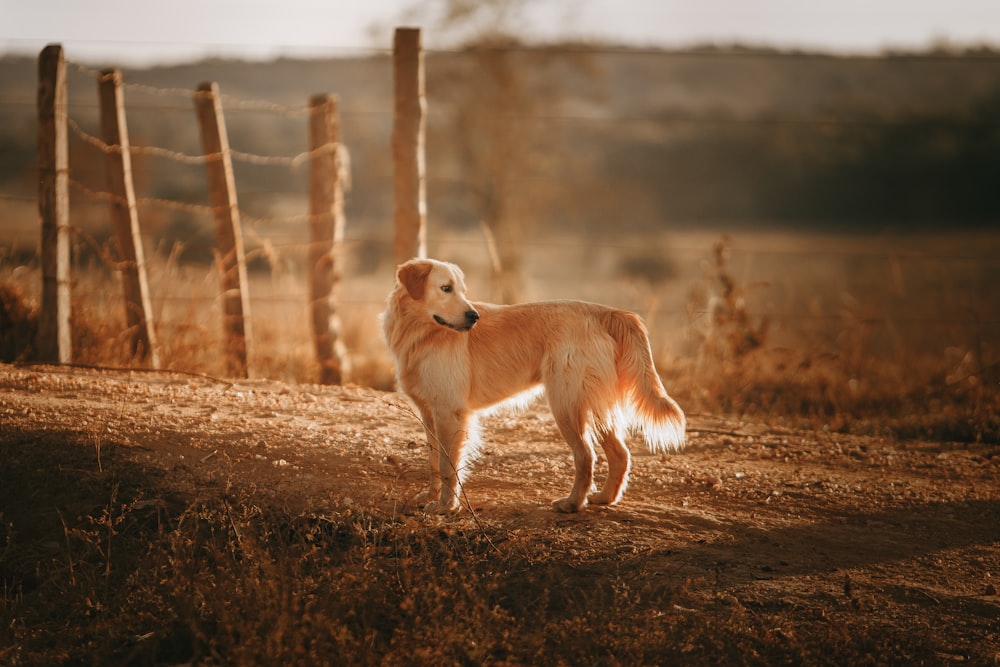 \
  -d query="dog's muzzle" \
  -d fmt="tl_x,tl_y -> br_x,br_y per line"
434,309 -> 479,331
